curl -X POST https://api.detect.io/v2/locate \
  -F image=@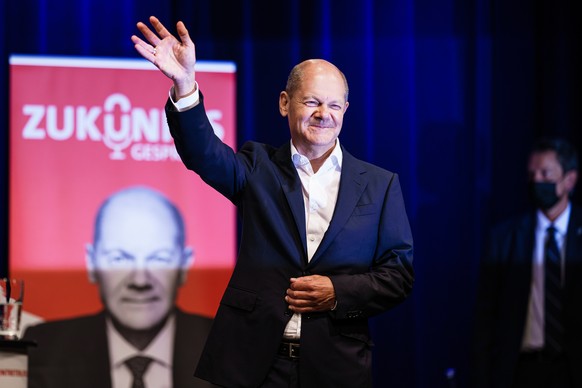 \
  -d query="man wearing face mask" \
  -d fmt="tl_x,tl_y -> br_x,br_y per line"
471,137 -> 582,388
